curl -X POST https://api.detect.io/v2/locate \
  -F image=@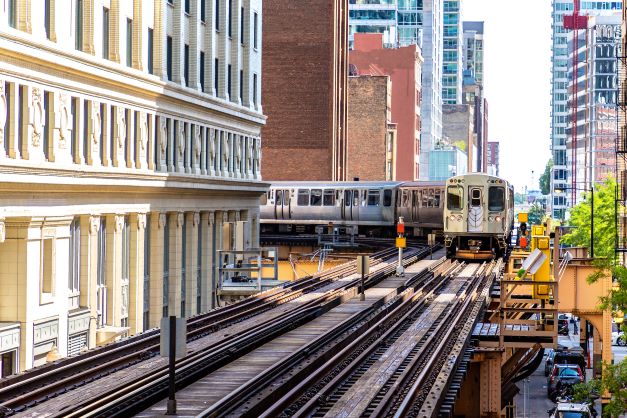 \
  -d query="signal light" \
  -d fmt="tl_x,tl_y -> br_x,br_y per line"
520,222 -> 528,237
